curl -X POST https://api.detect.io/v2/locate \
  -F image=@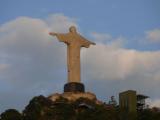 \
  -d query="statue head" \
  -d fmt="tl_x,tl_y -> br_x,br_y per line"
69,26 -> 77,33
